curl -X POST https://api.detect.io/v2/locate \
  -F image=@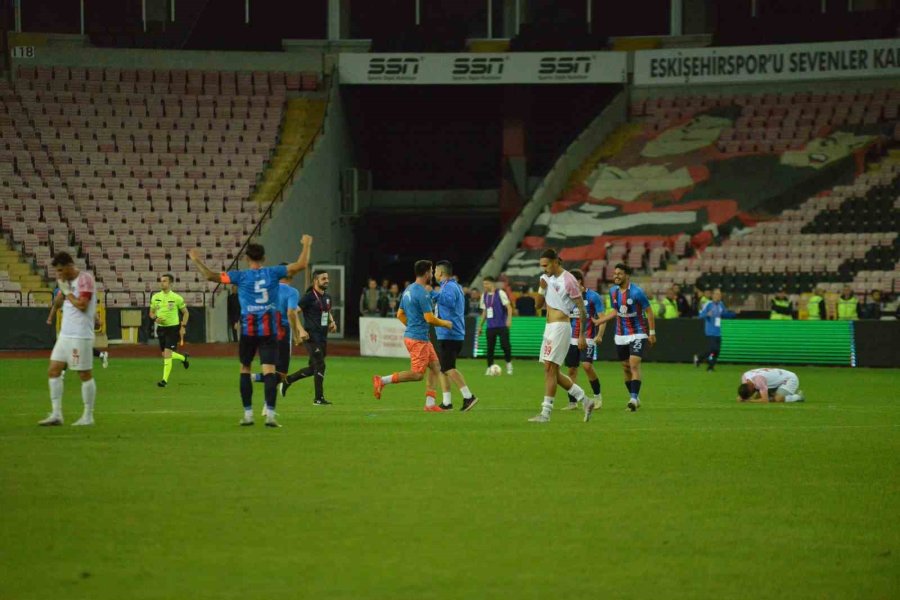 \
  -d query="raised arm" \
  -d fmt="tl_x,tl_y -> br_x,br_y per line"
188,249 -> 222,283
285,235 -> 313,277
